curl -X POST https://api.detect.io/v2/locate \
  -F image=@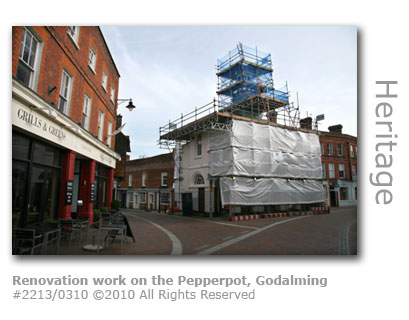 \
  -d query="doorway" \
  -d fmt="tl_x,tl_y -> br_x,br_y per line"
198,188 -> 205,213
